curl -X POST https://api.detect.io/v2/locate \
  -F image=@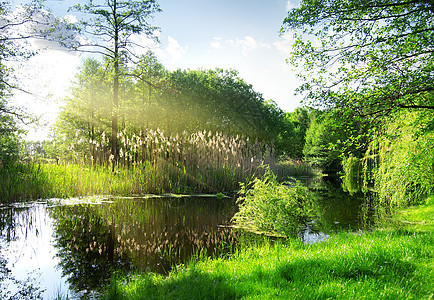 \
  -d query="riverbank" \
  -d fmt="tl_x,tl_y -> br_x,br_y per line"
0,160 -> 318,203
103,197 -> 434,299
